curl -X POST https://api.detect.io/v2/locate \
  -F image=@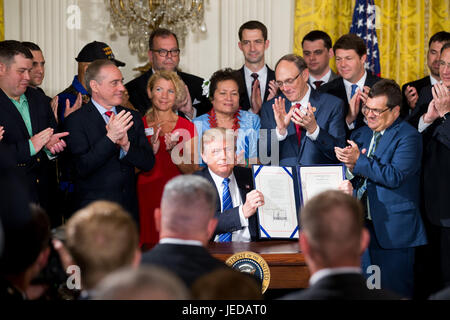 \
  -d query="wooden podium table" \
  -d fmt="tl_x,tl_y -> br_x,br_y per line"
207,240 -> 310,289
